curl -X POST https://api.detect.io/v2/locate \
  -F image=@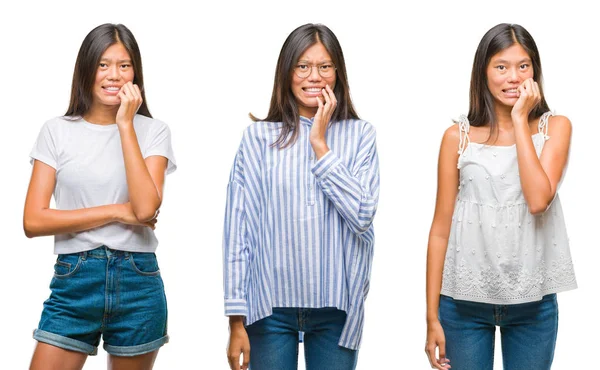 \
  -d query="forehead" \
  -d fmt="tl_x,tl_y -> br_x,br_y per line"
100,43 -> 131,60
490,43 -> 531,62
298,42 -> 332,61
